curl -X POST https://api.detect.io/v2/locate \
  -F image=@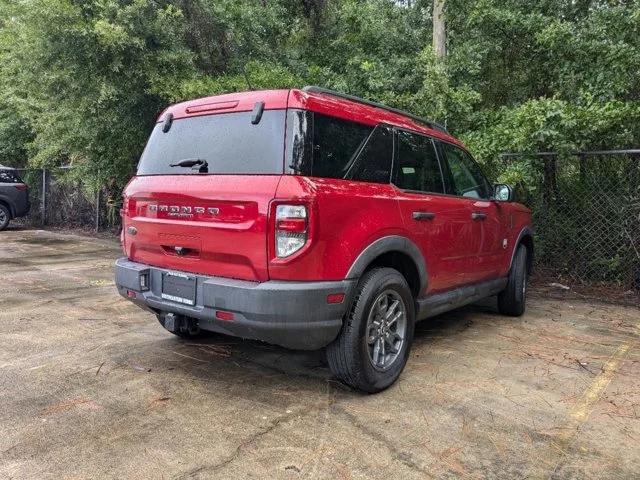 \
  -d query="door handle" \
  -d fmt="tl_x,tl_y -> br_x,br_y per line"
471,212 -> 487,221
412,211 -> 436,221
